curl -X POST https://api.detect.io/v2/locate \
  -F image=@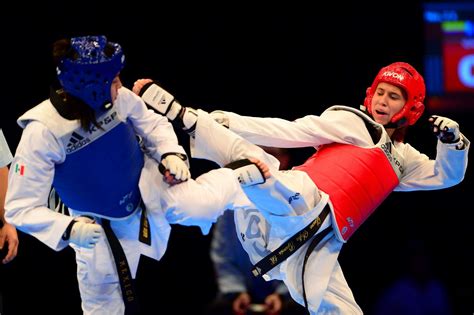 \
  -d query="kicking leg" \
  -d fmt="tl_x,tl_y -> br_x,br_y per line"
225,158 -> 318,217
191,109 -> 281,168
190,110 -> 320,217
133,81 -> 280,169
